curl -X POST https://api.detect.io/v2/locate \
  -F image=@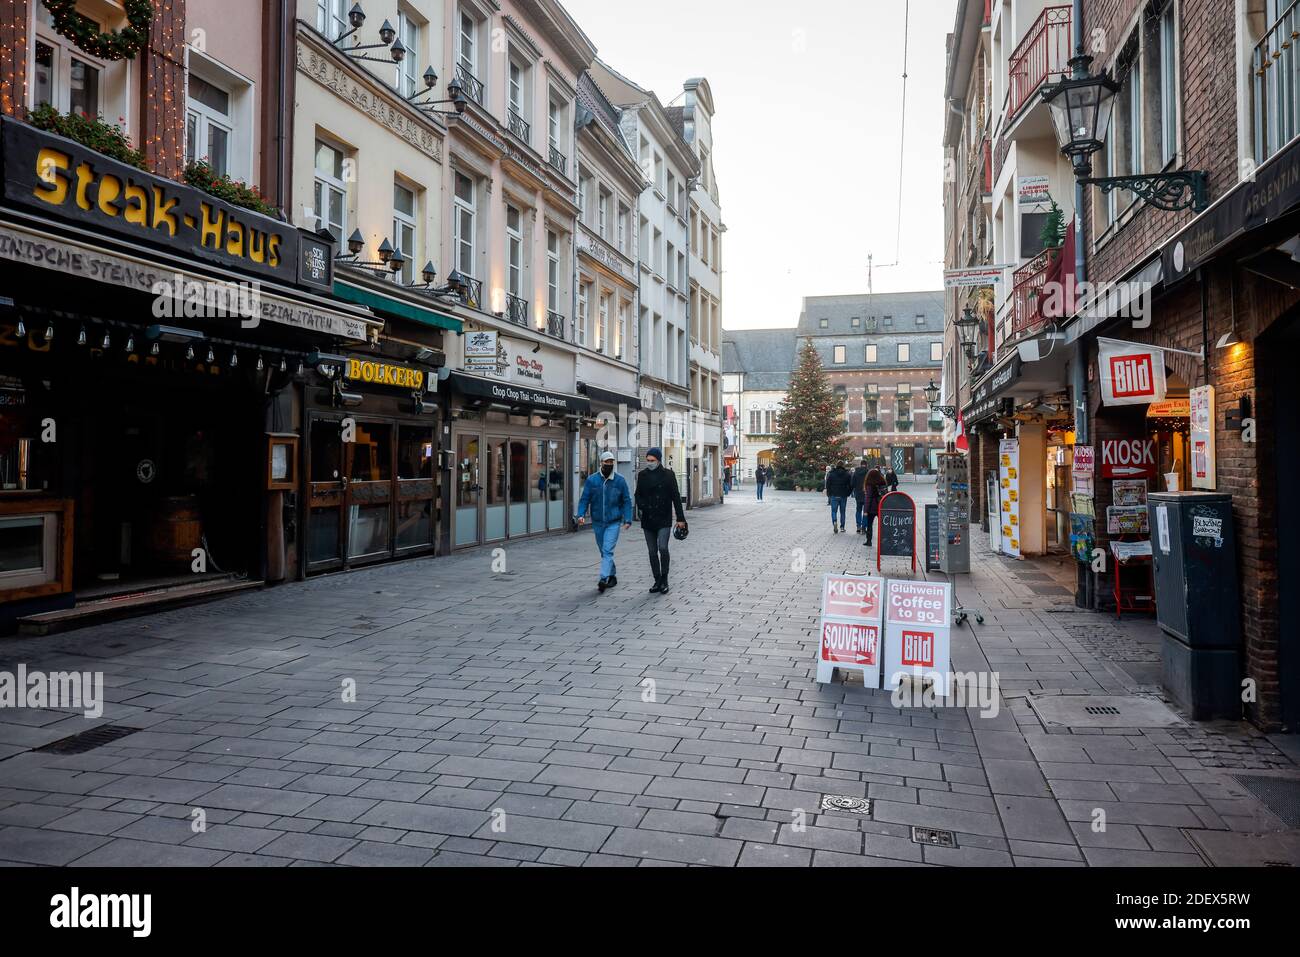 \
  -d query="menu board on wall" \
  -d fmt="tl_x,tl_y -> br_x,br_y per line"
1190,385 -> 1216,490
998,439 -> 1021,559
